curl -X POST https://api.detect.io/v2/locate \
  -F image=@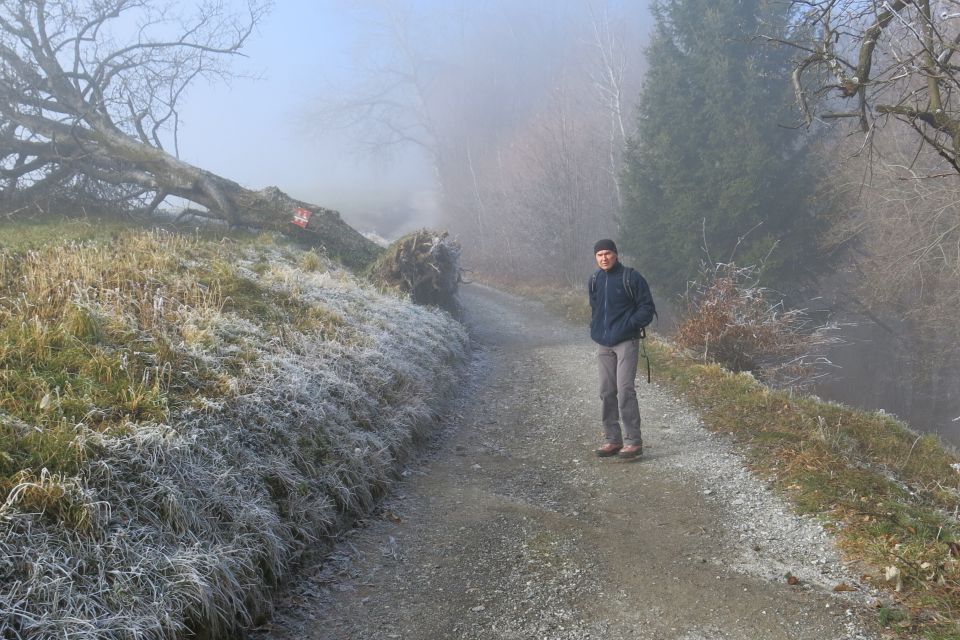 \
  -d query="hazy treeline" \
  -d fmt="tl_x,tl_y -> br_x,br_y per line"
816,134 -> 960,442
322,0 -> 824,291
326,0 -> 959,440
318,0 -> 650,285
